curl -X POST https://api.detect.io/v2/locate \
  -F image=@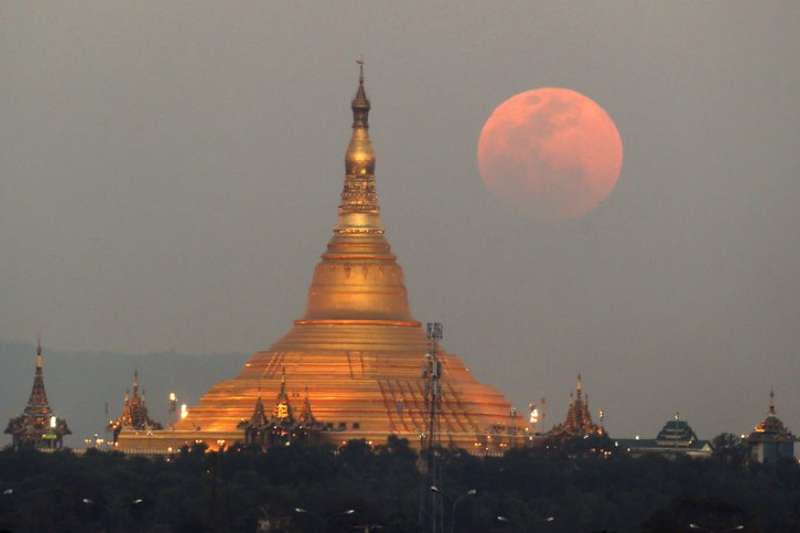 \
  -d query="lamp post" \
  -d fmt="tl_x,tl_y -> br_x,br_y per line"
447,487 -> 477,533
497,514 -> 555,533
130,497 -> 147,523
294,507 -> 356,532
427,486 -> 478,533
688,524 -> 745,532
